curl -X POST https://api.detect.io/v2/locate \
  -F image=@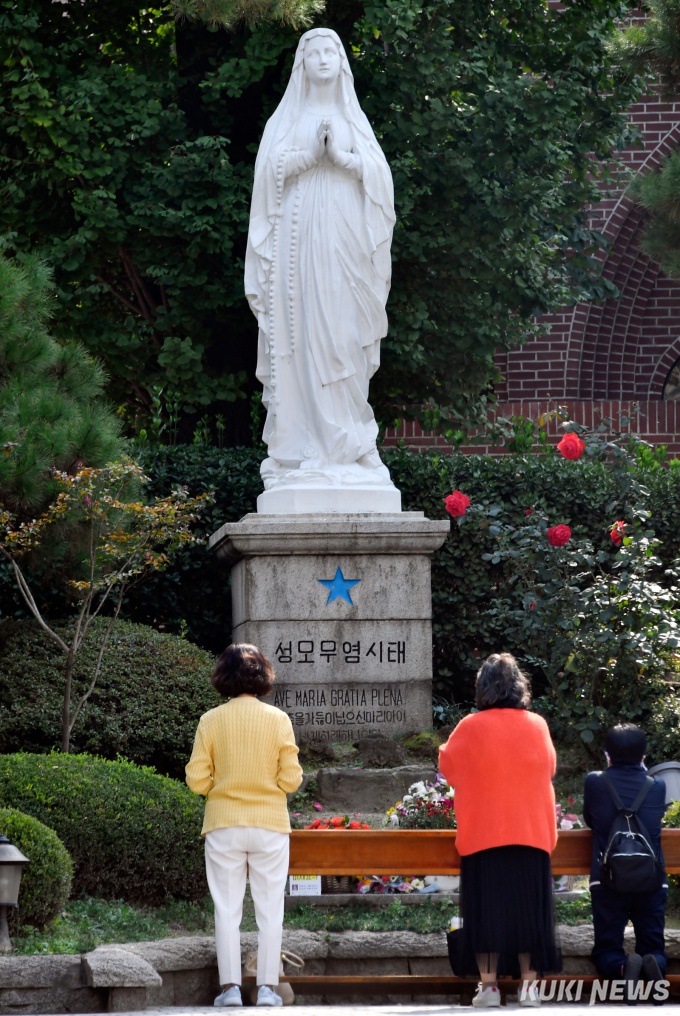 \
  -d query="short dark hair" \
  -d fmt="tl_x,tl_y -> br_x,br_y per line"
475,653 -> 531,710
211,643 -> 275,698
605,723 -> 646,765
